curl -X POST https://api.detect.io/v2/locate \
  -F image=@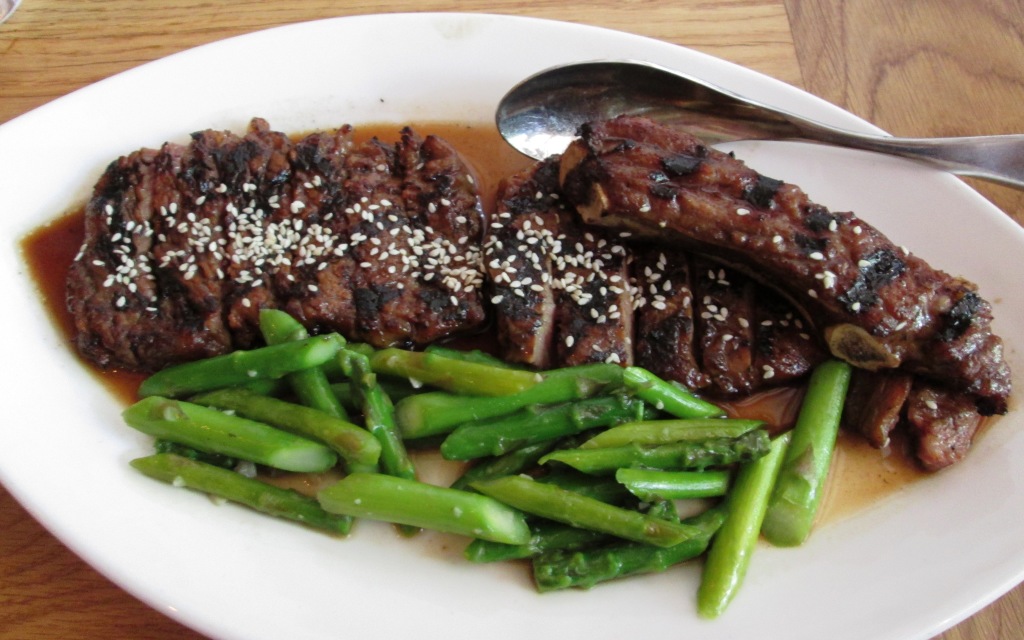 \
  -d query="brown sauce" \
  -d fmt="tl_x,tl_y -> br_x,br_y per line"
17,119 -> 926,526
